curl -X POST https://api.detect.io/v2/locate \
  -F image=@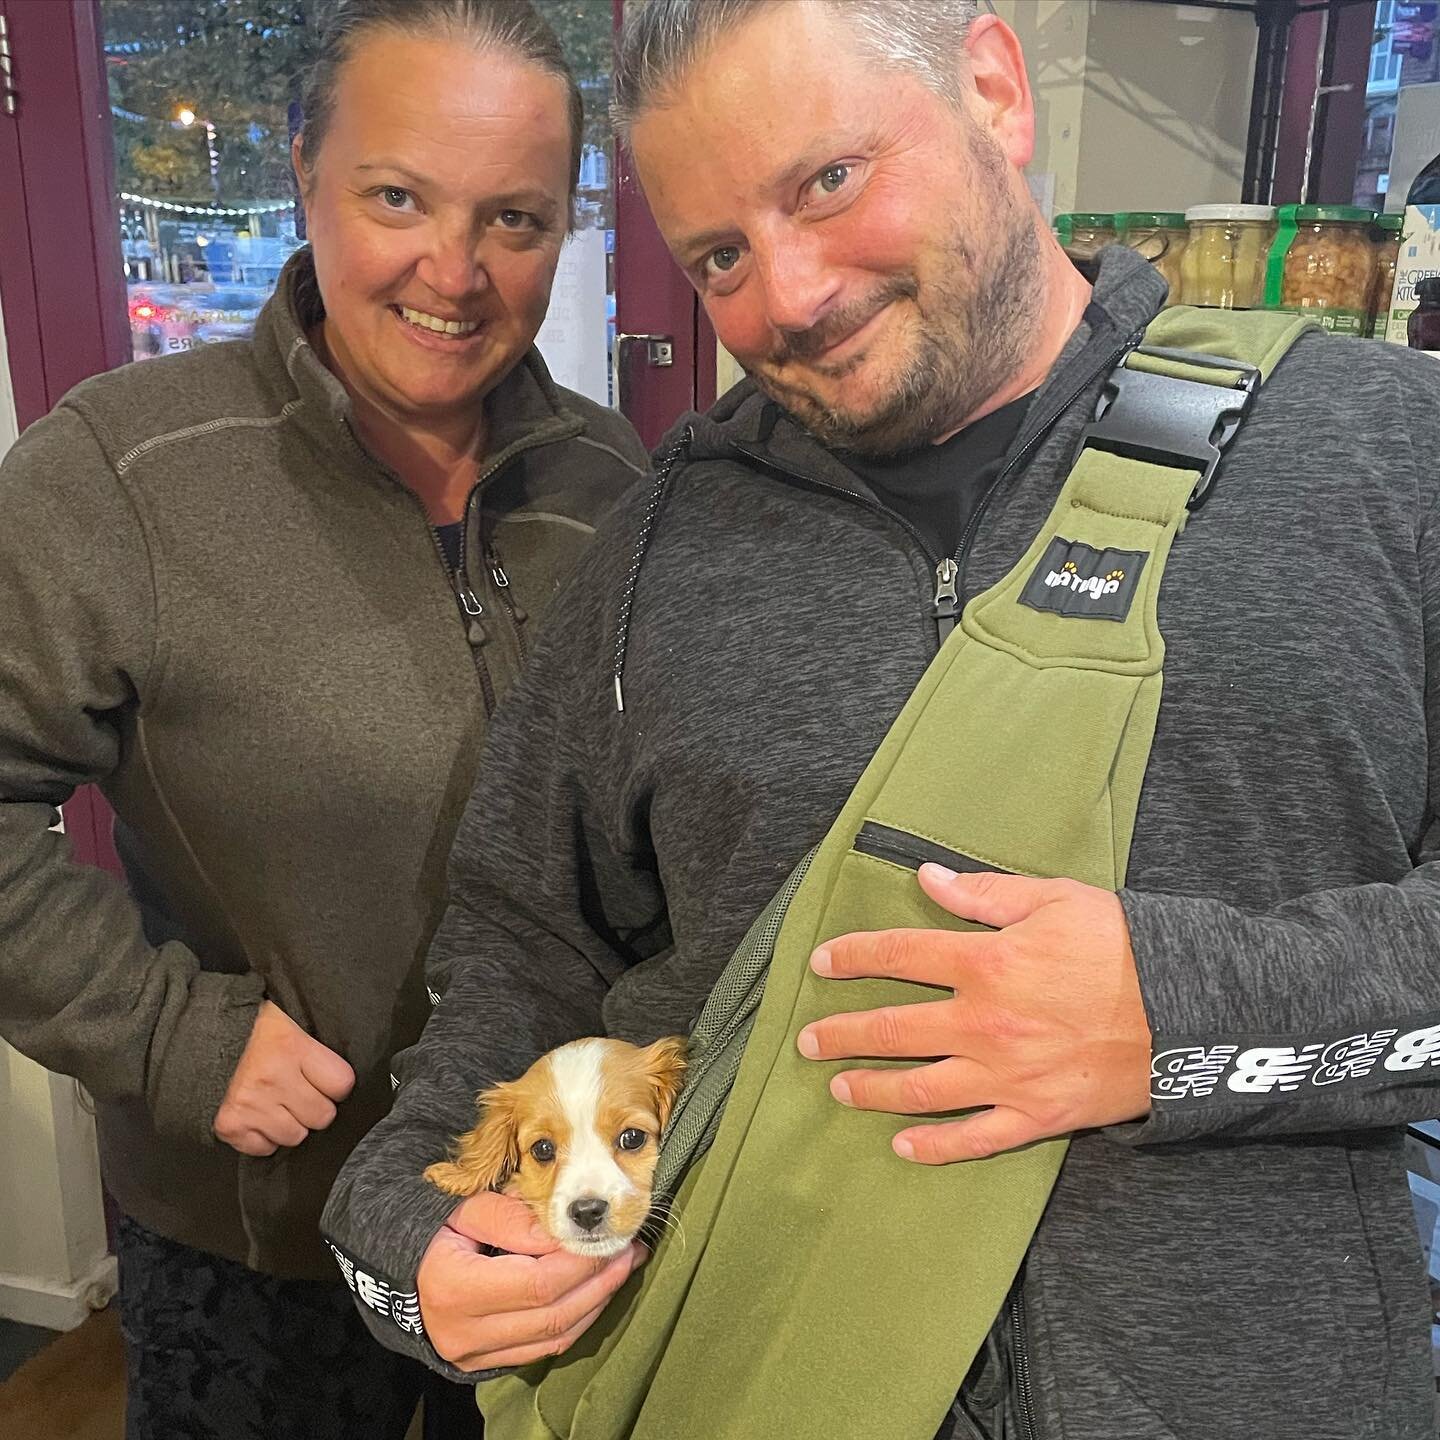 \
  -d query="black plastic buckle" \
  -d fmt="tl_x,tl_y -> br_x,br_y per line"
1078,344 -> 1261,510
